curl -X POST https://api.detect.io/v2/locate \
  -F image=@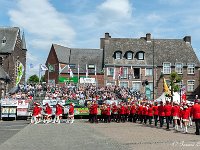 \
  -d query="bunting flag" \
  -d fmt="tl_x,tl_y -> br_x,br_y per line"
86,64 -> 88,77
95,64 -> 97,76
68,65 -> 74,77
16,61 -> 24,86
40,64 -> 48,71
163,78 -> 171,96
113,67 -> 115,80
48,64 -> 55,72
